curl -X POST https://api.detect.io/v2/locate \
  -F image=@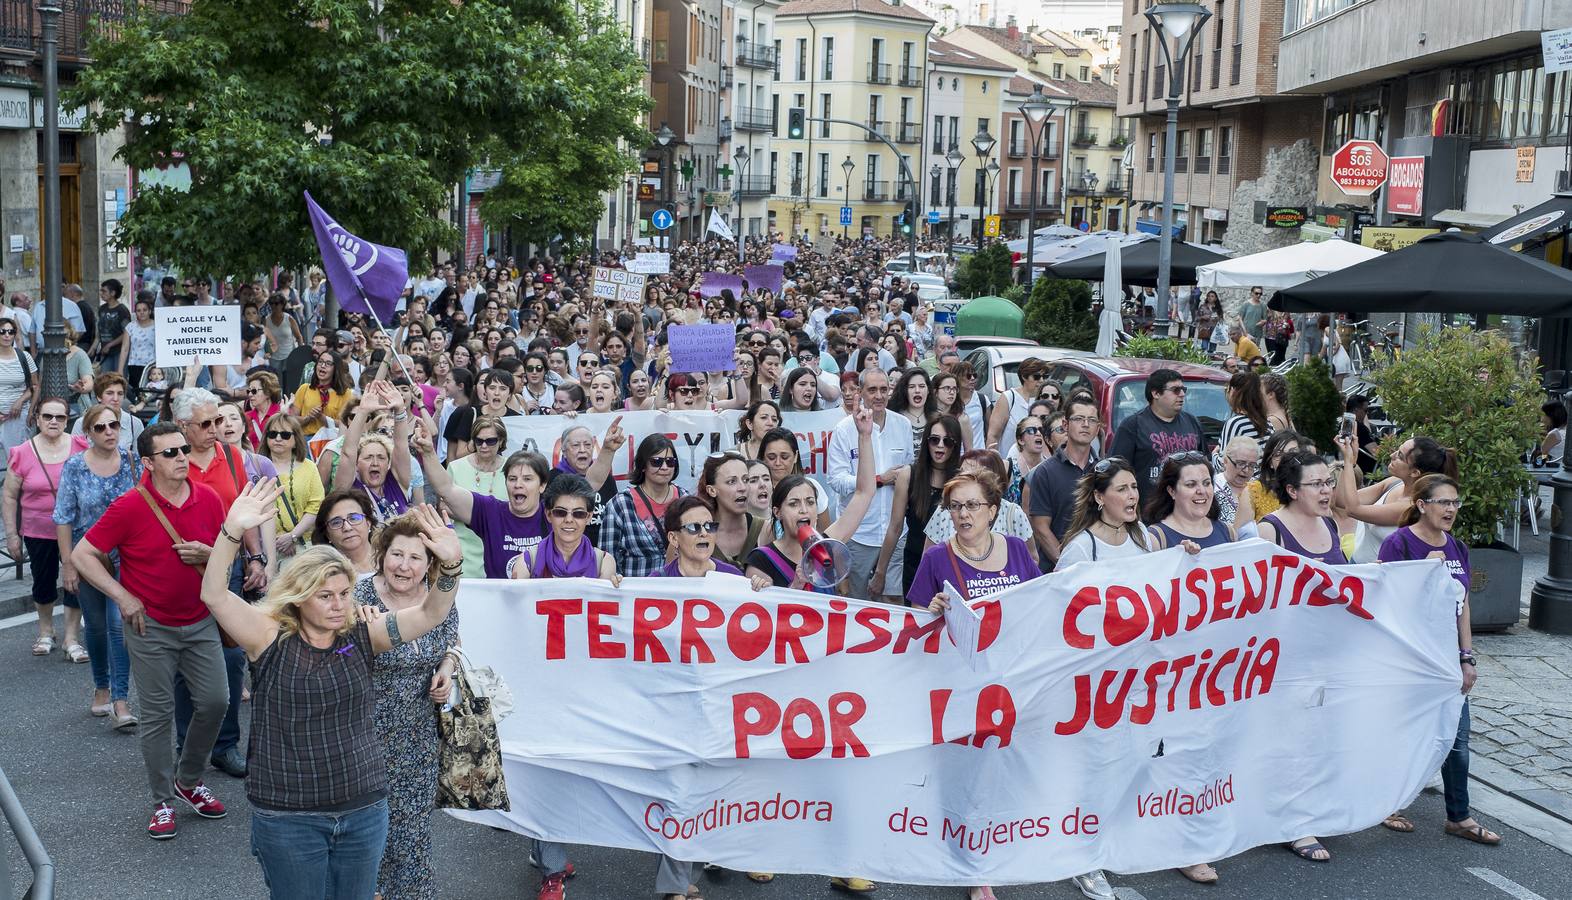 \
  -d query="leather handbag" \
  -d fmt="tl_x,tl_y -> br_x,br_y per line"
436,648 -> 511,811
